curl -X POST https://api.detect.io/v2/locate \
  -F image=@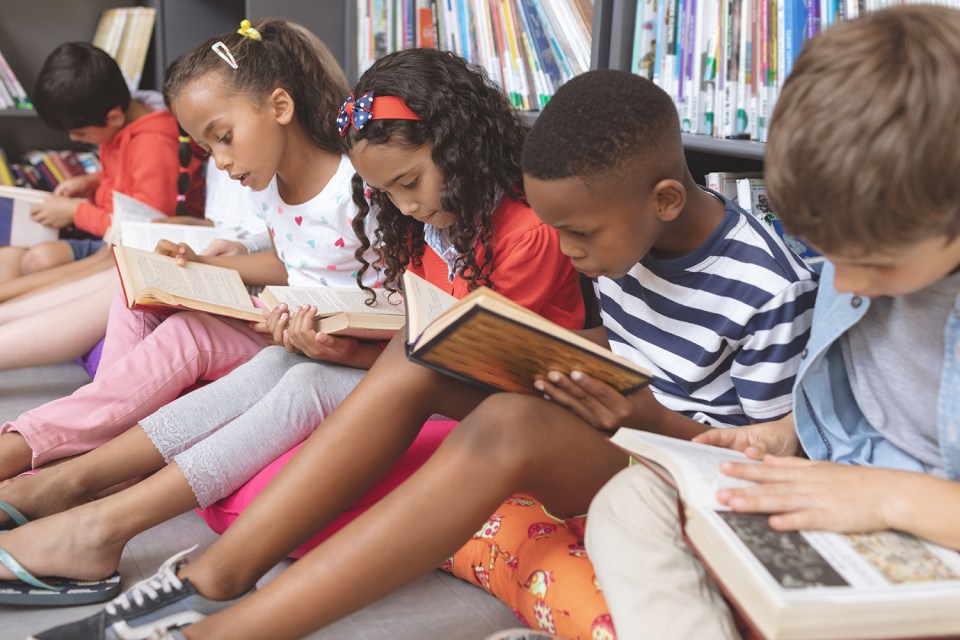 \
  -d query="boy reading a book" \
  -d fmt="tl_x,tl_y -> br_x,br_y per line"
586,6 -> 960,638
0,42 -> 203,282
51,69 -> 819,639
